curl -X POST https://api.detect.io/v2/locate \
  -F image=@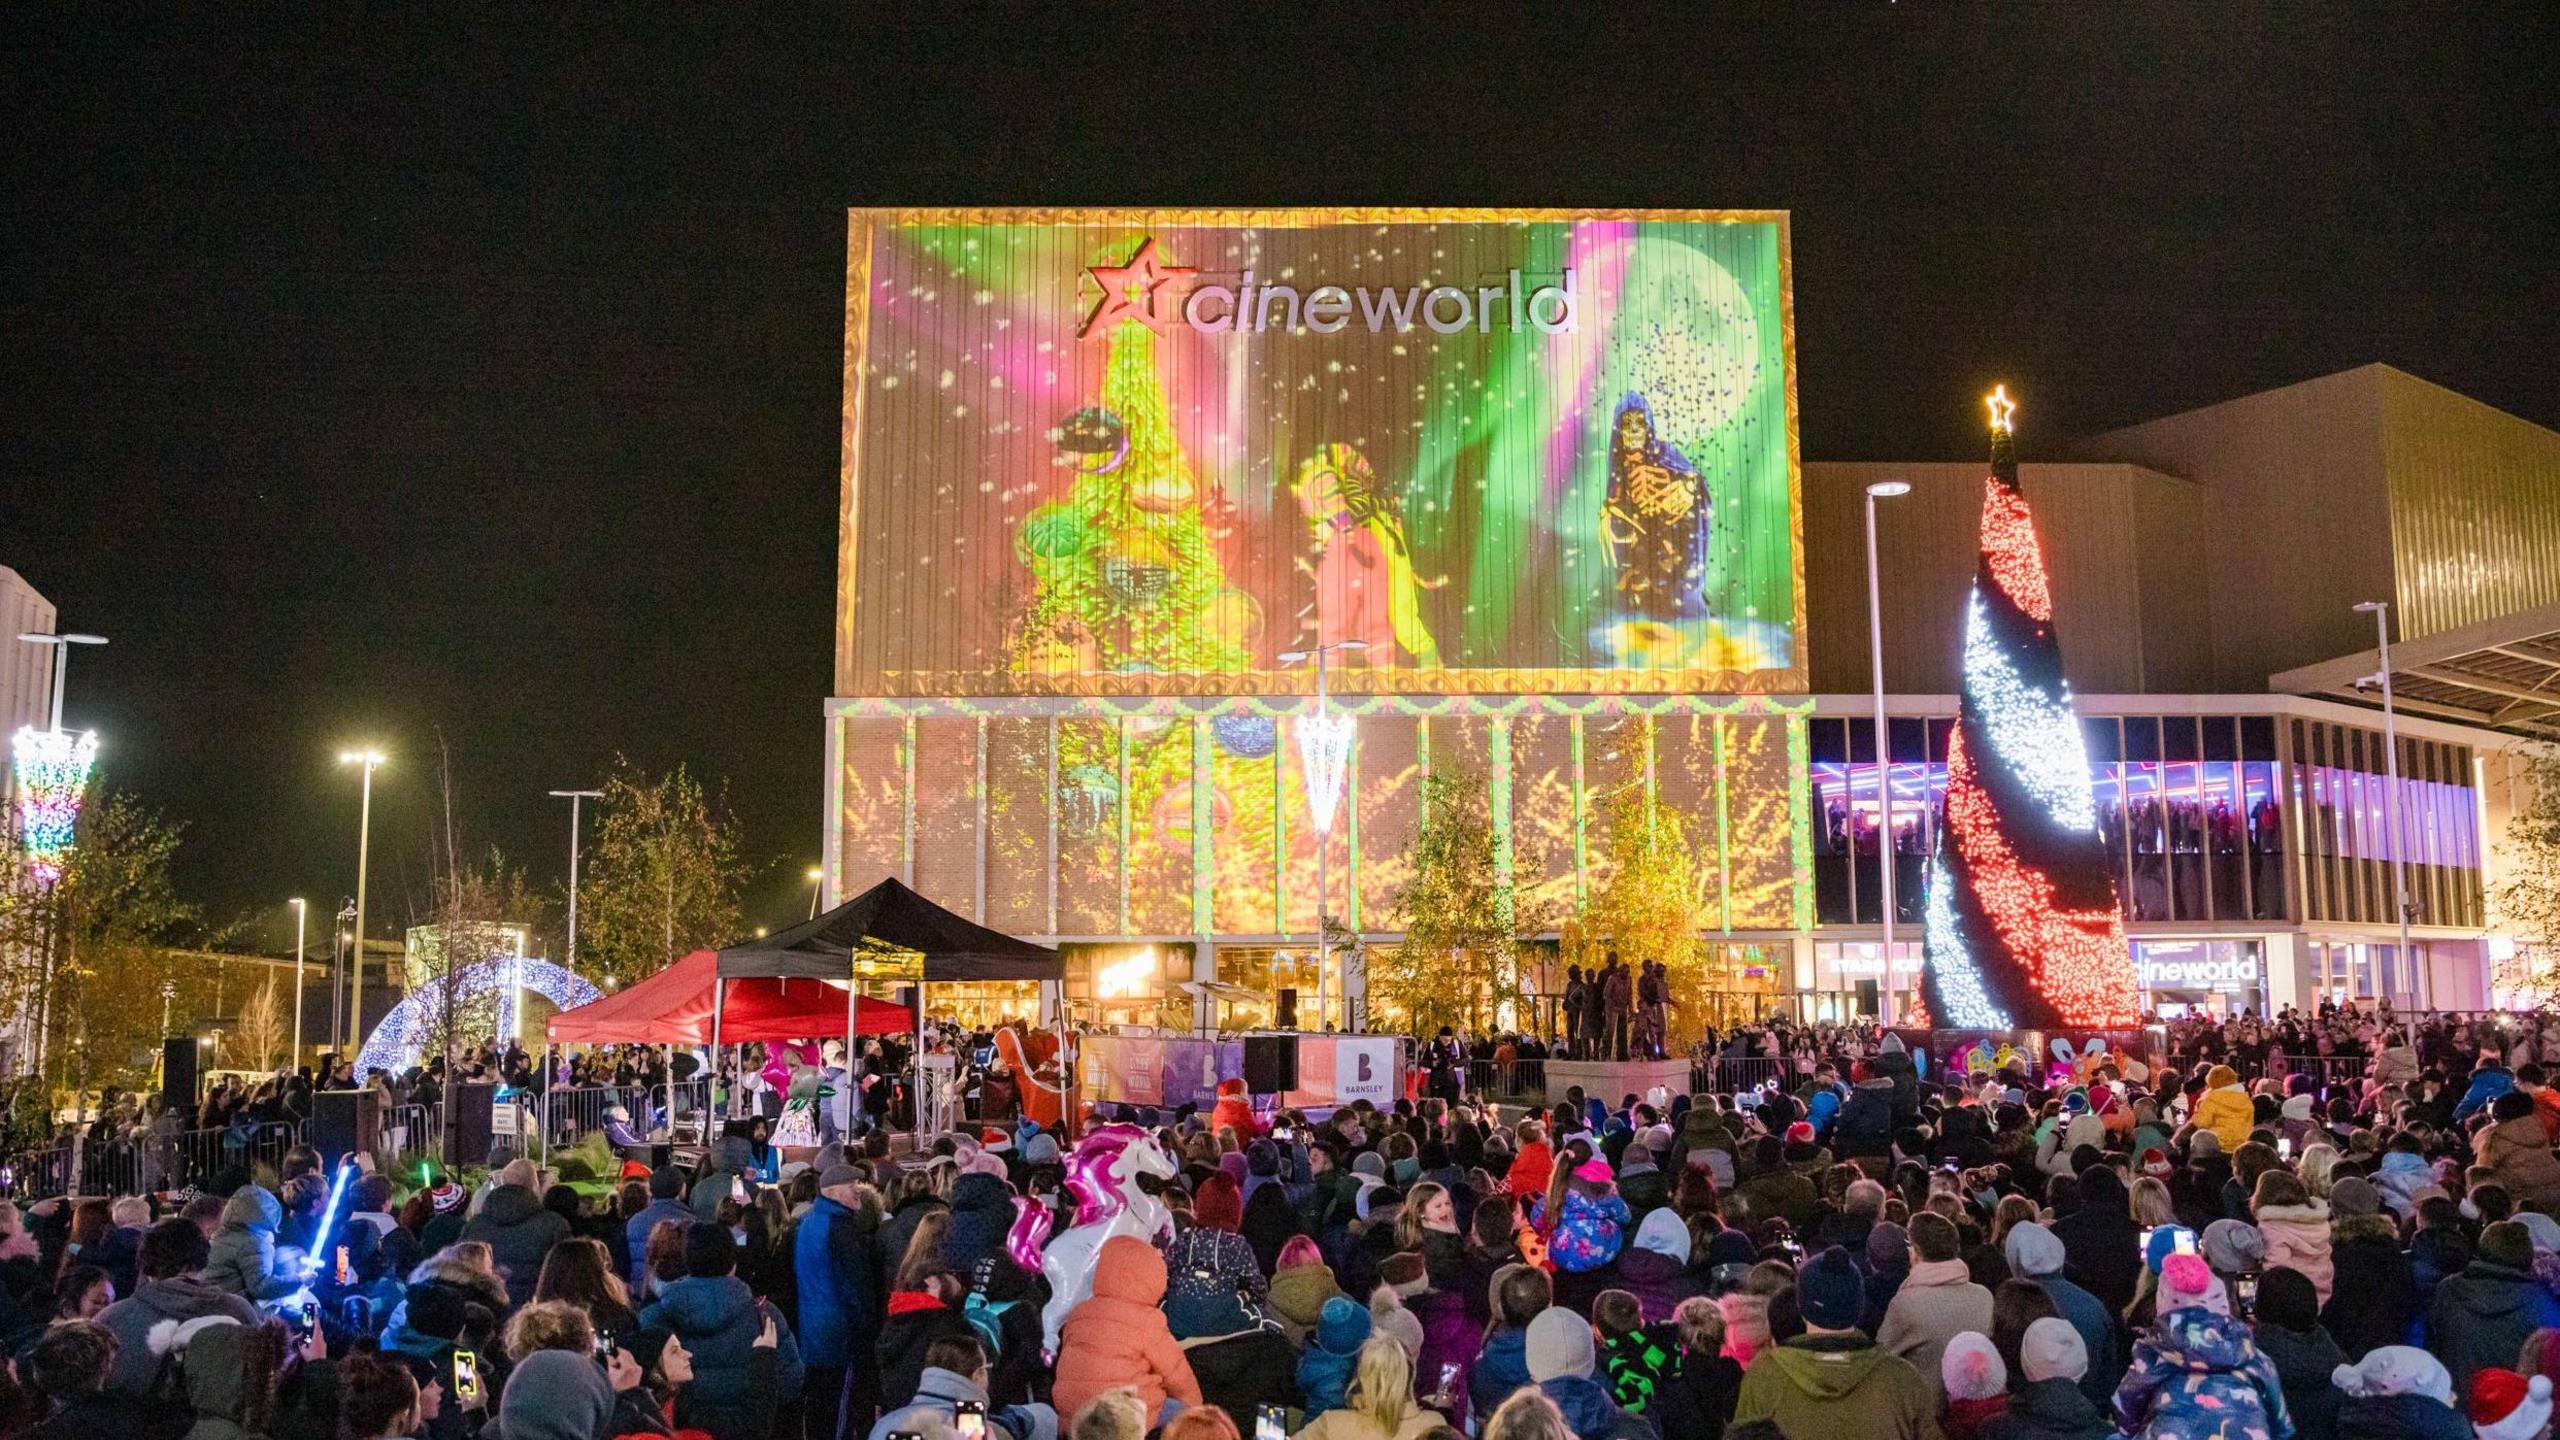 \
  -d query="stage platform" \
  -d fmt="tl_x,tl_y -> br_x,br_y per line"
1543,1057 -> 1694,1107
